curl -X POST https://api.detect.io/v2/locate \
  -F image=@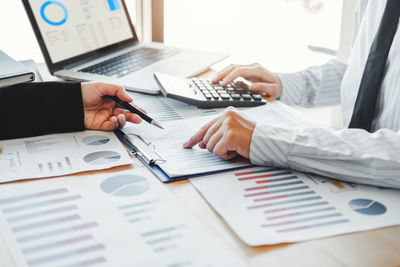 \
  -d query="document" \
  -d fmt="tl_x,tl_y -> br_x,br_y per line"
0,168 -> 247,267
128,91 -> 223,121
0,131 -> 132,183
122,102 -> 312,177
191,166 -> 400,245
